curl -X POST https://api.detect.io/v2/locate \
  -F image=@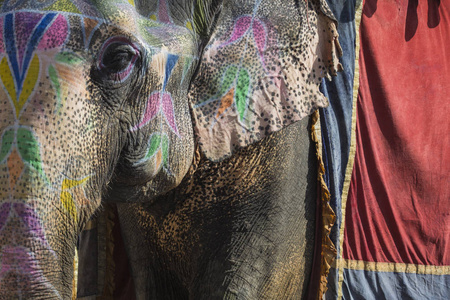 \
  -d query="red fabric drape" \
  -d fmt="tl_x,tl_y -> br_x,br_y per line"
343,0 -> 449,266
